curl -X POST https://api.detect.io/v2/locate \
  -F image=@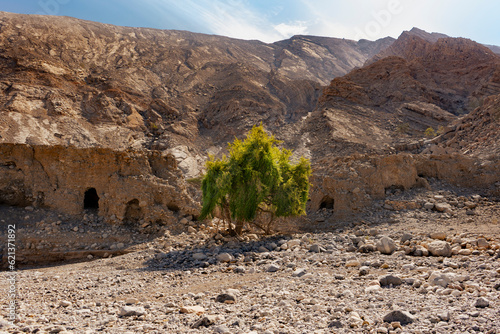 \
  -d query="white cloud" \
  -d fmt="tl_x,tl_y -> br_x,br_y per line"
148,0 -> 285,42
274,21 -> 308,39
